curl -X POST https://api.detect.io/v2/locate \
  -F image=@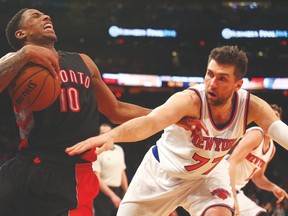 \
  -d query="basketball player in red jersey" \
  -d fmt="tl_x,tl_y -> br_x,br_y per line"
0,8 -> 151,216
67,46 -> 288,216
